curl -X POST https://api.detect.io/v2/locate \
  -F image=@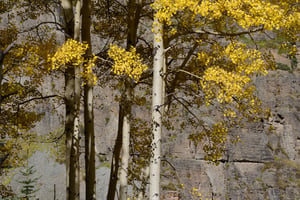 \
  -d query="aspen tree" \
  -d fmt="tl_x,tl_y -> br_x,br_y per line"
82,0 -> 96,199
73,0 -> 81,199
119,1 -> 143,200
106,1 -> 144,199
49,38 -> 97,200
60,0 -> 80,199
148,0 -> 299,198
107,43 -> 147,199
149,14 -> 164,200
